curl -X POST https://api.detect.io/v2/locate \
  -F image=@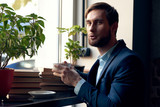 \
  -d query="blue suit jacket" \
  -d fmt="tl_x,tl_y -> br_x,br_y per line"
77,40 -> 144,107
